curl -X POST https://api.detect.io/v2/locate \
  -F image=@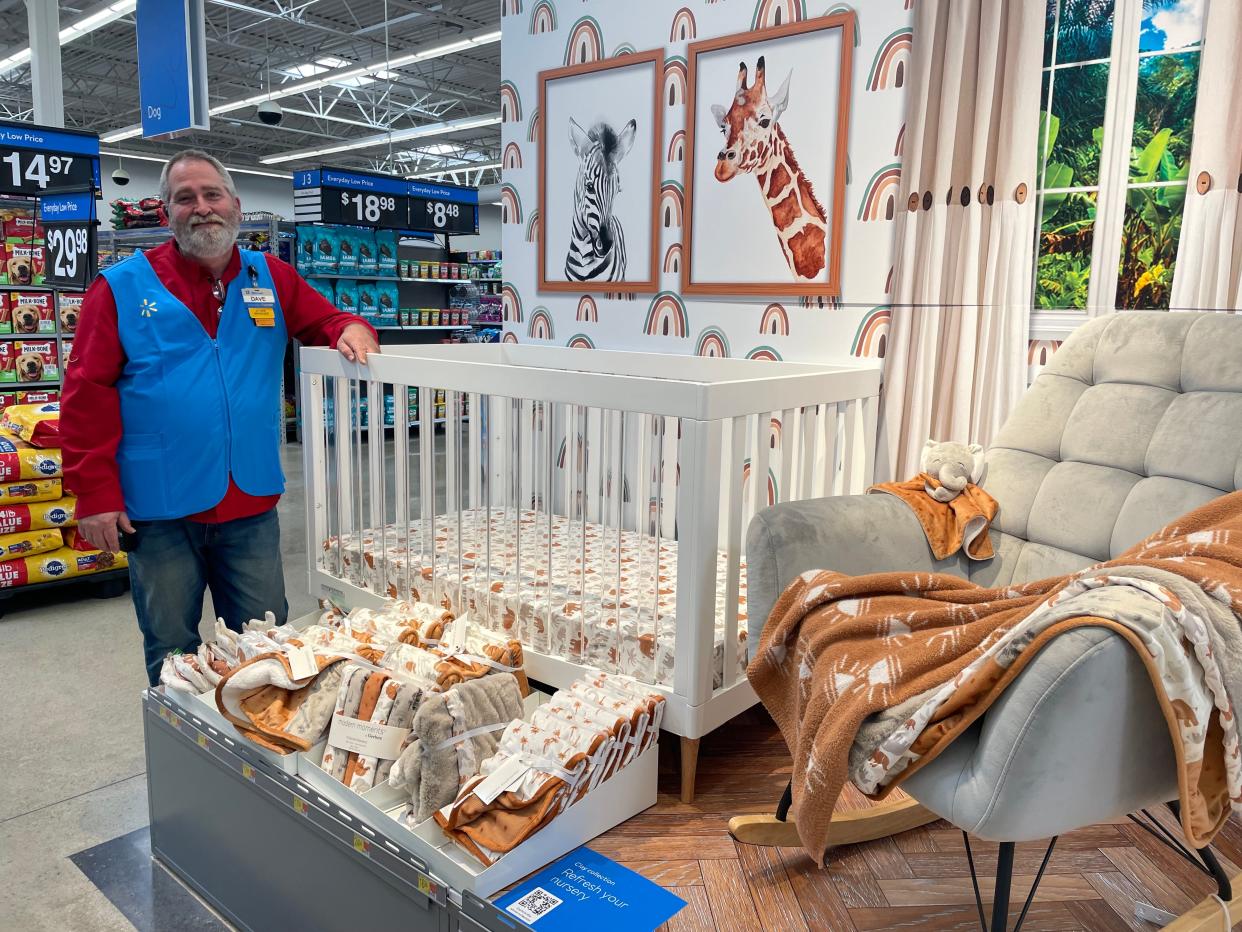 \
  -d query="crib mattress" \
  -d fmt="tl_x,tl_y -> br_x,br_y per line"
322,508 -> 748,689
